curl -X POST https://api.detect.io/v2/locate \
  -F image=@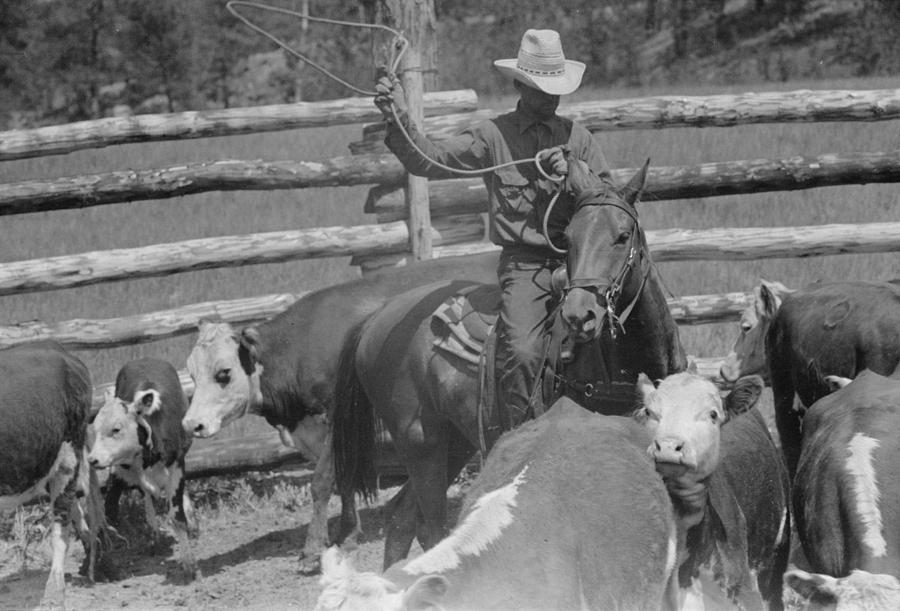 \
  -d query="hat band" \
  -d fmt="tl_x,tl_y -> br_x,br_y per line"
516,62 -> 567,76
